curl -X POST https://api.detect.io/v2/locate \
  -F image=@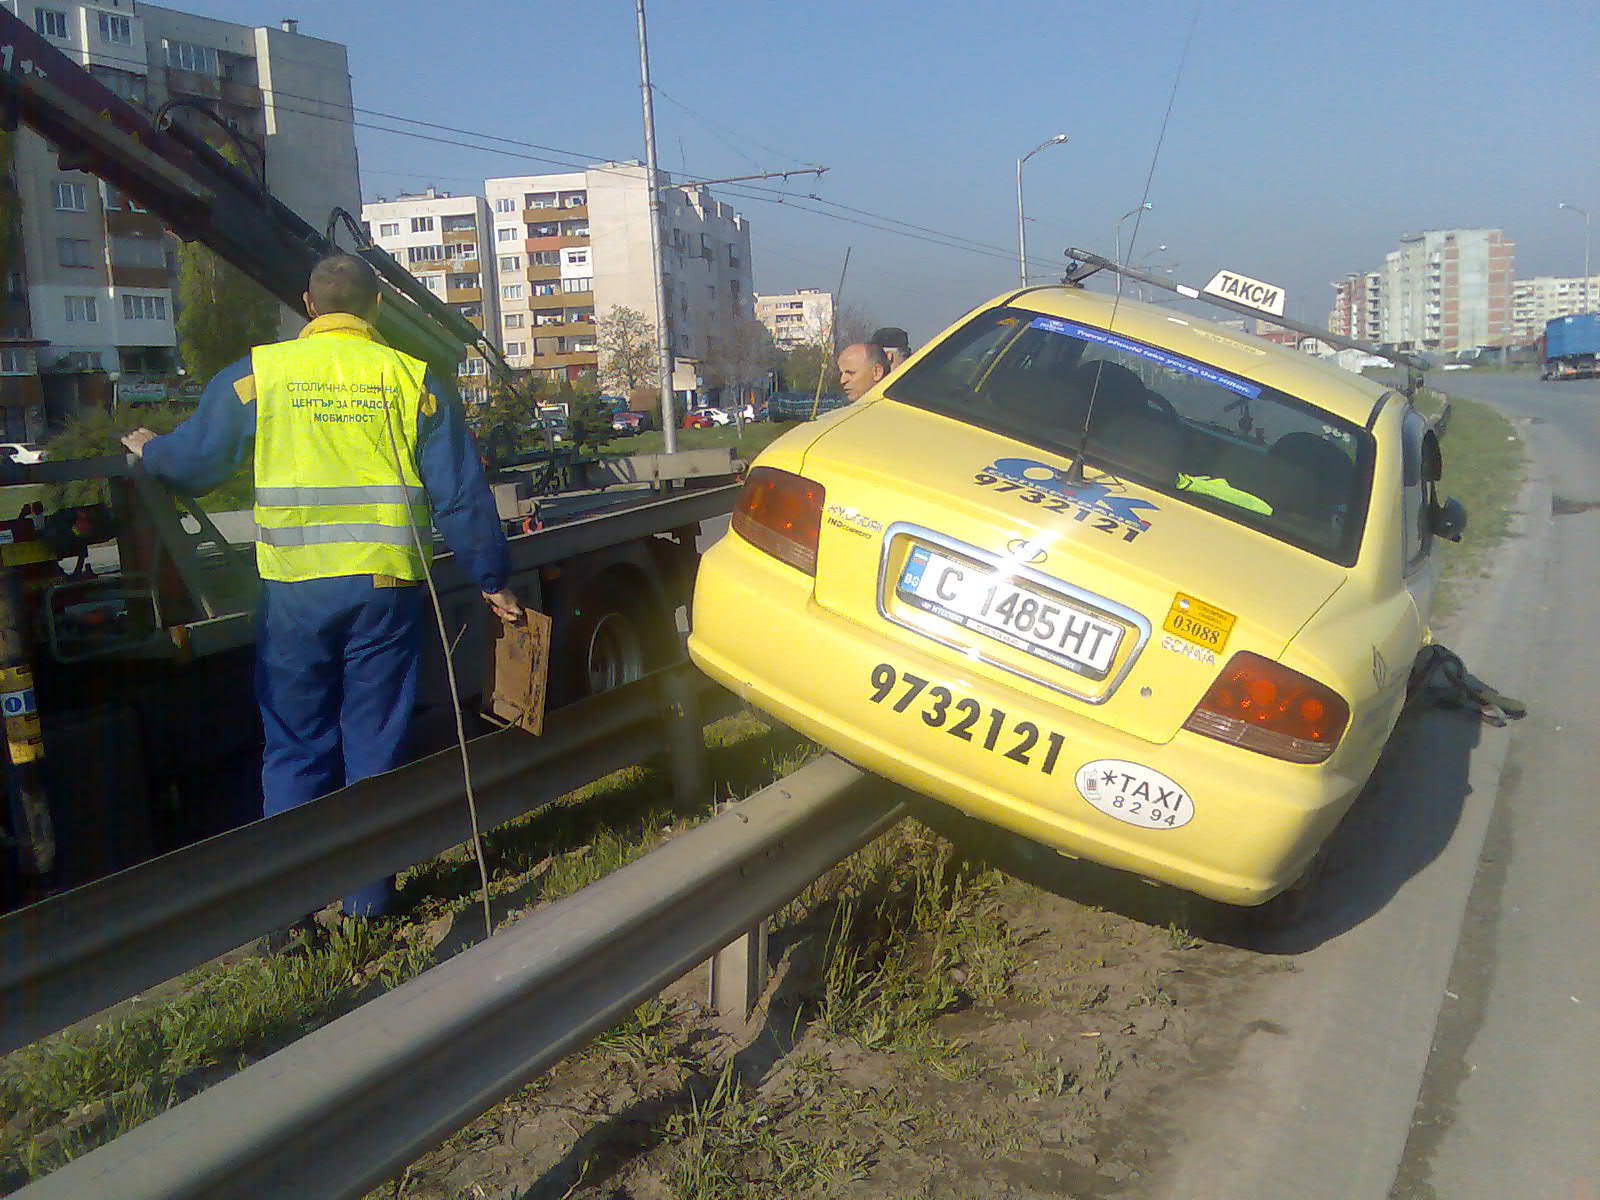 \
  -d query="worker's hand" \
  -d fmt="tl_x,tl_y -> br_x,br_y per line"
119,428 -> 158,458
482,588 -> 522,622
